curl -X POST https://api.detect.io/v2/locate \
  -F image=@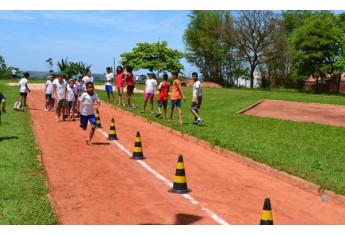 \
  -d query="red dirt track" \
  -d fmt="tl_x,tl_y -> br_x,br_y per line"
27,88 -> 345,225
242,99 -> 345,127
